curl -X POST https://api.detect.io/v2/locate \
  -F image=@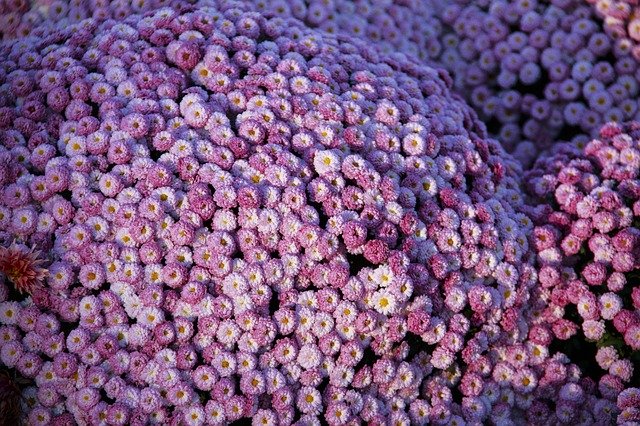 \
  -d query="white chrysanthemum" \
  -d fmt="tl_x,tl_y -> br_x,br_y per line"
139,360 -> 160,384
298,291 -> 318,309
233,294 -> 254,316
371,290 -> 397,315
174,301 -> 194,318
155,348 -> 177,367
337,323 -> 356,340
196,295 -> 214,317
217,320 -> 241,346
138,307 -> 164,328
222,273 -> 248,297
297,308 -> 315,332
313,150 -> 340,175
144,265 -> 164,285
372,265 -> 394,288
122,293 -> 142,318
312,312 -> 334,337
297,344 -> 323,370
385,202 -> 403,224
413,223 -> 428,240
